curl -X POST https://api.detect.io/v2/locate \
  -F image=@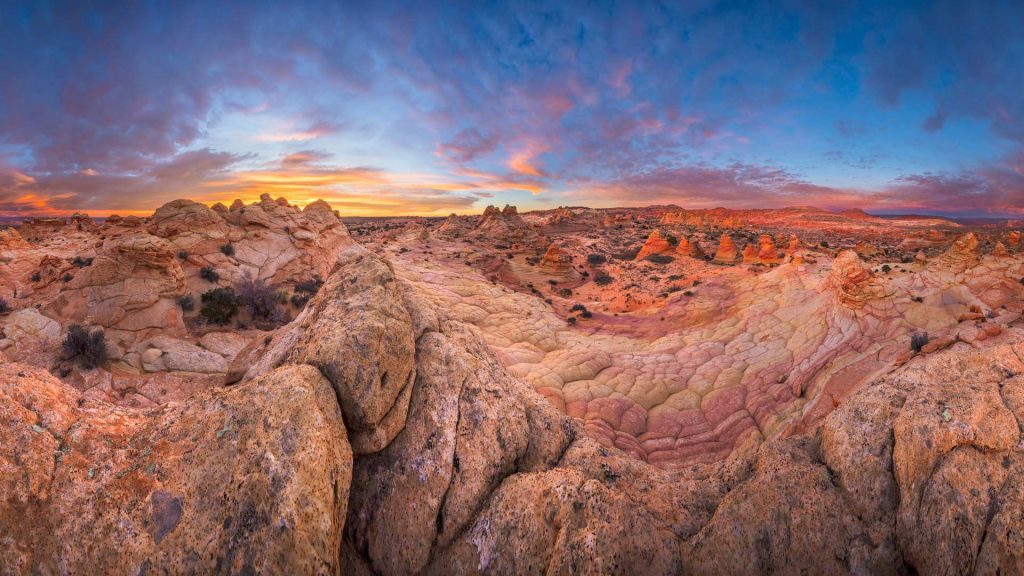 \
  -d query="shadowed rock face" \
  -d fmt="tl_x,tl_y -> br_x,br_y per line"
4,213 -> 1024,573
